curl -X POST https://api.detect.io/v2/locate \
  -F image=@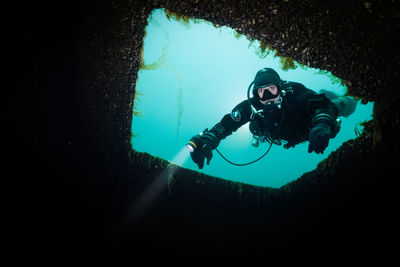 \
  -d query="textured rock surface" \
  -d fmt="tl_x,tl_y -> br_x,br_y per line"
5,0 -> 399,259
